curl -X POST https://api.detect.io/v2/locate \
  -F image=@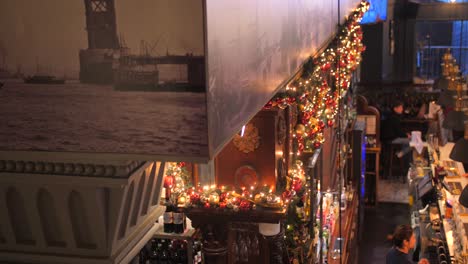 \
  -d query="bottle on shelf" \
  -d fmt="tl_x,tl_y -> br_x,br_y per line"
175,240 -> 188,264
159,239 -> 169,264
163,199 -> 174,233
193,241 -> 203,263
173,206 -> 185,234
340,187 -> 347,211
149,239 -> 161,263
